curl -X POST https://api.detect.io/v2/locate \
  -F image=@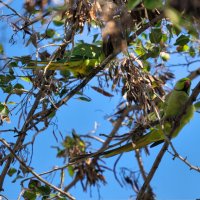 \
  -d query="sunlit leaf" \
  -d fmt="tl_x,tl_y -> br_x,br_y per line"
21,76 -> 31,82
68,165 -> 75,177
